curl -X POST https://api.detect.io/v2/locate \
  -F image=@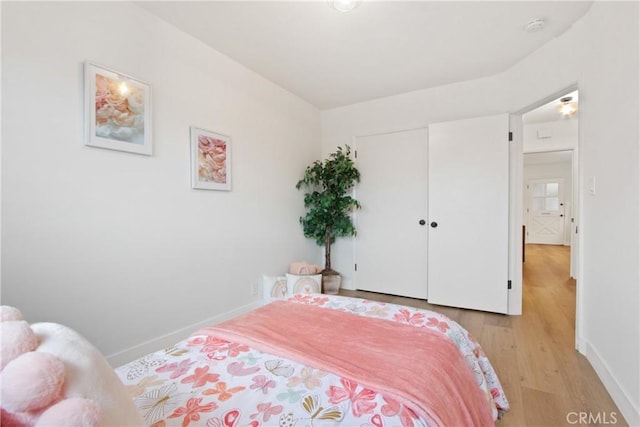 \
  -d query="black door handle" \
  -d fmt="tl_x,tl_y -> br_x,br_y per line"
419,219 -> 426,225
430,222 -> 438,228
